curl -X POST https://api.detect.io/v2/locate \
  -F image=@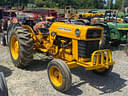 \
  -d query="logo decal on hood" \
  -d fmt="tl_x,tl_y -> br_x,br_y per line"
58,27 -> 72,32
